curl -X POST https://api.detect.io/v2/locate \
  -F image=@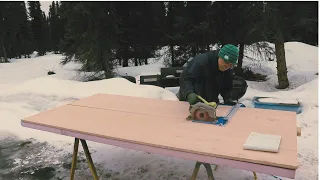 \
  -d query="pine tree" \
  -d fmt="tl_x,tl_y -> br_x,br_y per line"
256,2 -> 315,89
185,2 -> 212,56
18,2 -> 34,58
165,1 -> 188,66
0,2 -> 10,62
219,2 -> 266,72
0,2 -> 34,61
127,2 -> 166,66
113,2 -> 135,67
55,1 -> 64,51
59,2 -> 119,78
43,11 -> 51,52
151,2 -> 167,47
111,2 -> 166,67
28,1 -> 47,56
57,1 -> 68,51
49,1 -> 60,53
